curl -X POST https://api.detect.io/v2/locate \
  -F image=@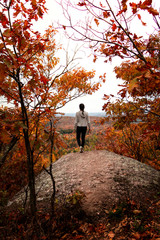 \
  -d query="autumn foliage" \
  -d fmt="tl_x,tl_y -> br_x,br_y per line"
62,0 -> 160,169
0,0 -> 160,239
102,33 -> 160,169
0,0 -> 104,216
